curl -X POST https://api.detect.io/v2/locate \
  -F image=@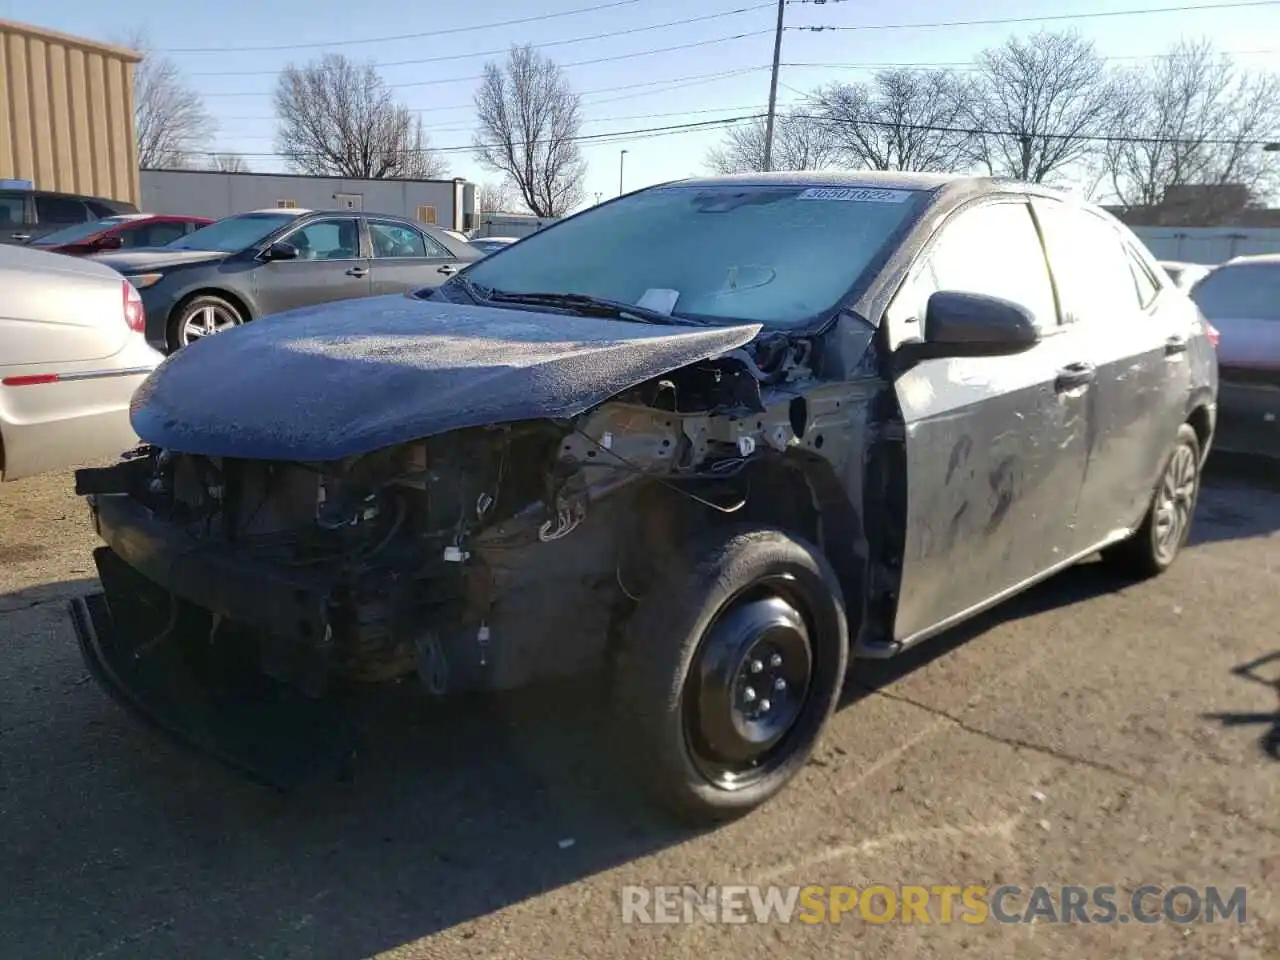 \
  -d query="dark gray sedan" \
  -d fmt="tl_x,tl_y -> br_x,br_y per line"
89,209 -> 480,352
